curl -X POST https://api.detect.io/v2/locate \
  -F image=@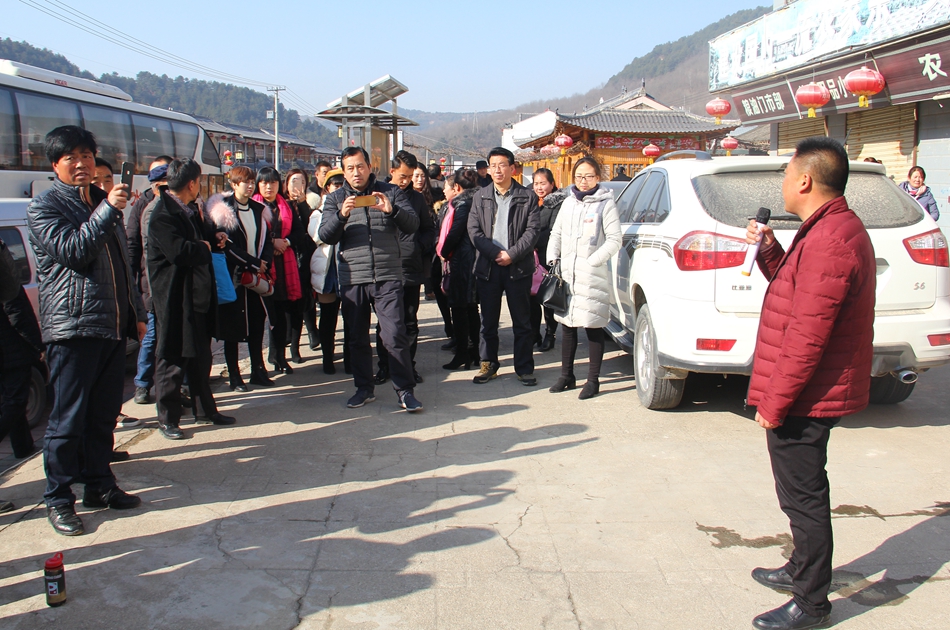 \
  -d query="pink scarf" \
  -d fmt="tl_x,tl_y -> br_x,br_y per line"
436,199 -> 456,259
253,193 -> 302,301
